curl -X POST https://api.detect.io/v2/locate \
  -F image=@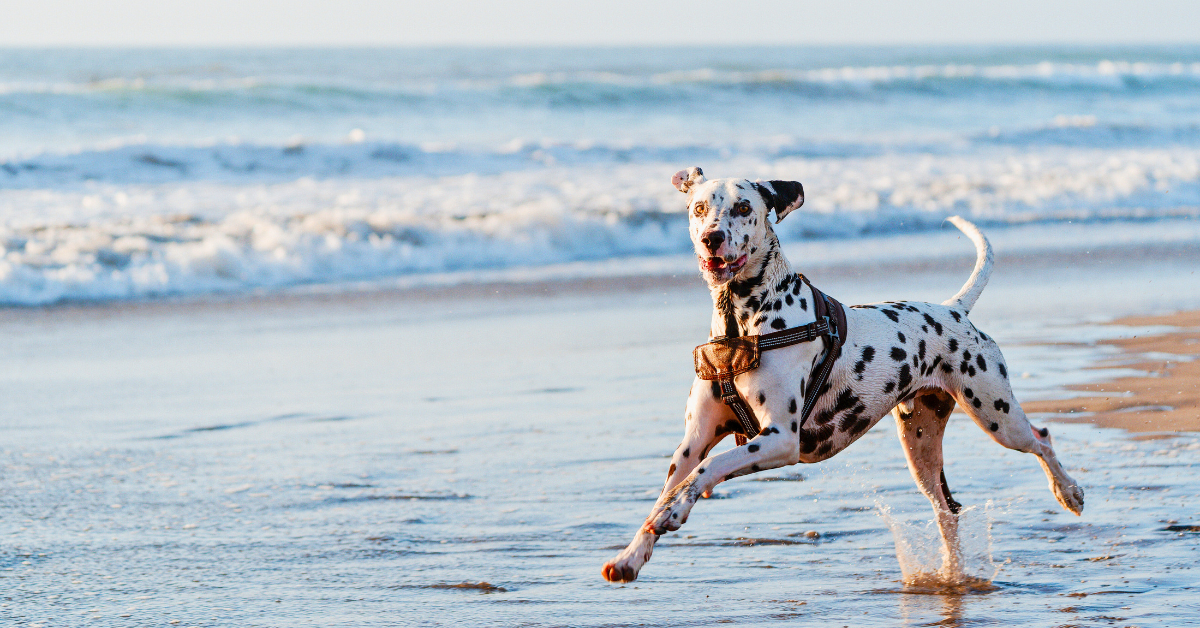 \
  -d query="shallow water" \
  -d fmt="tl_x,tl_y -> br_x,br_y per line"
1,262 -> 1199,627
